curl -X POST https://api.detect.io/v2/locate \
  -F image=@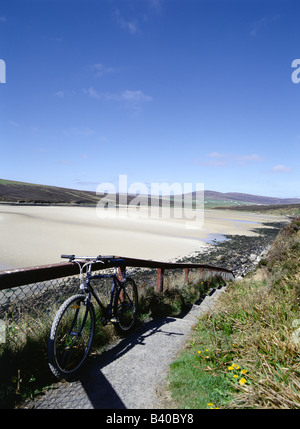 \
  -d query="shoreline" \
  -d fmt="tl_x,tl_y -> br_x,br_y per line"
0,204 -> 288,271
178,220 -> 288,277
